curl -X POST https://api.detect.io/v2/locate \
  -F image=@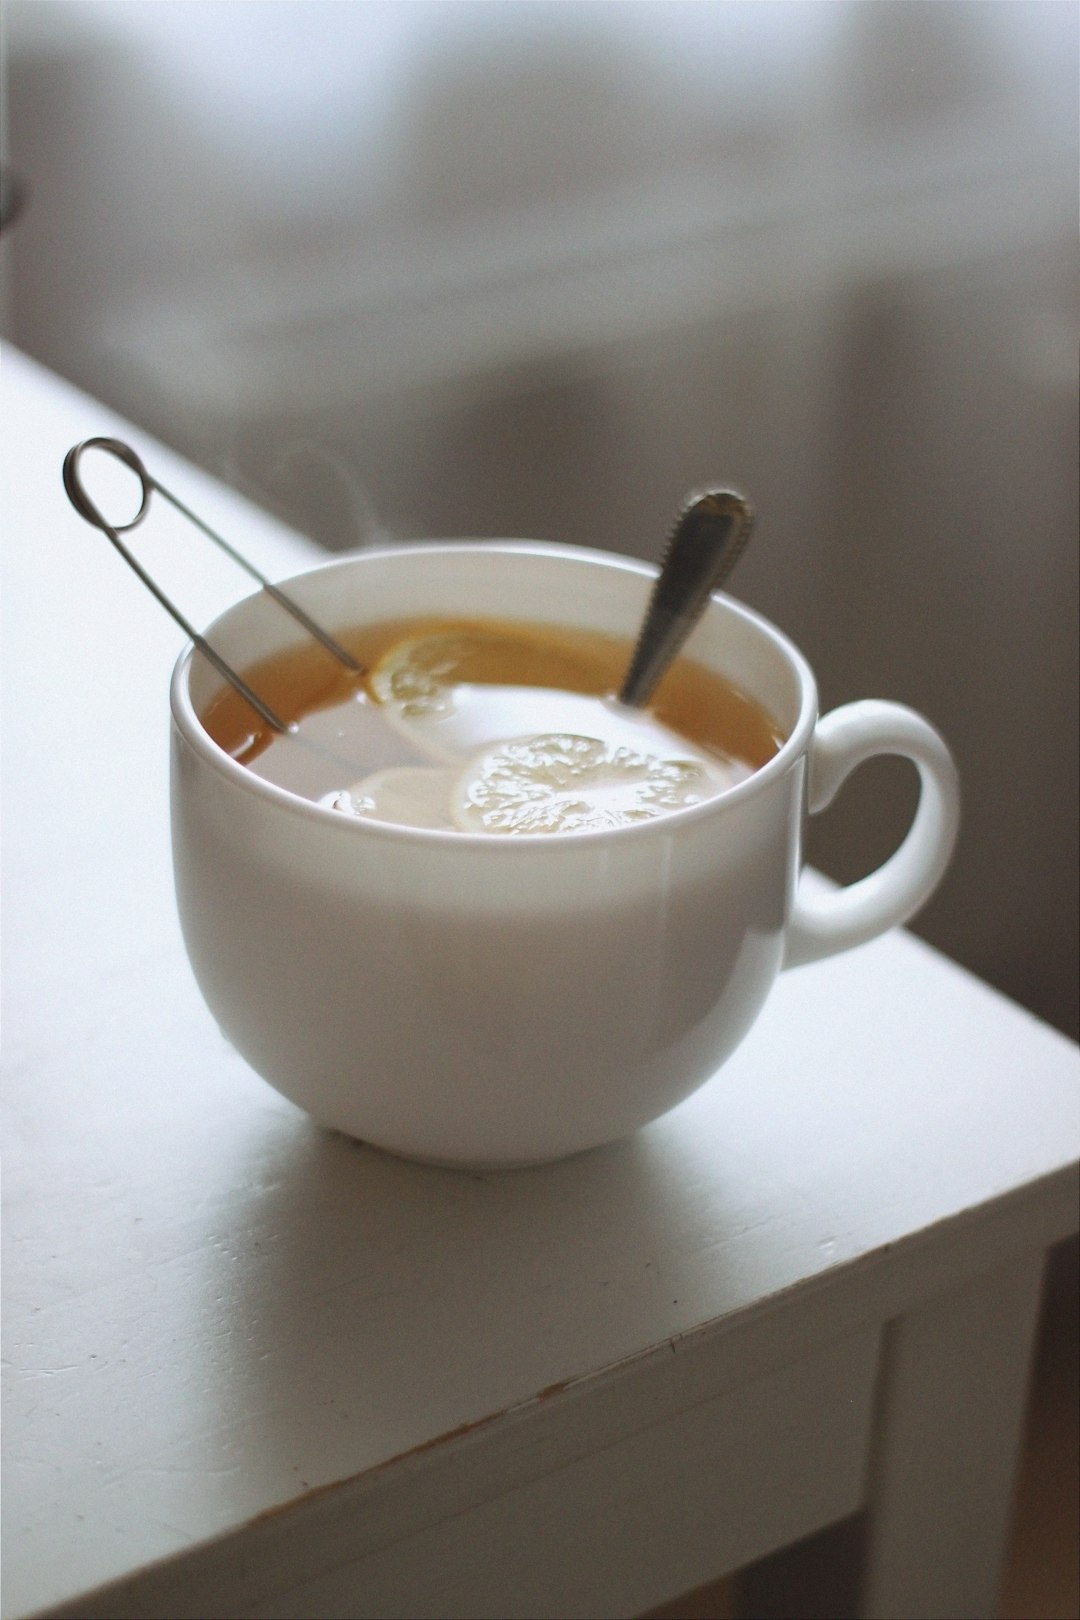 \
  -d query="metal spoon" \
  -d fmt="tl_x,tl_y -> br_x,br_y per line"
618,488 -> 754,708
